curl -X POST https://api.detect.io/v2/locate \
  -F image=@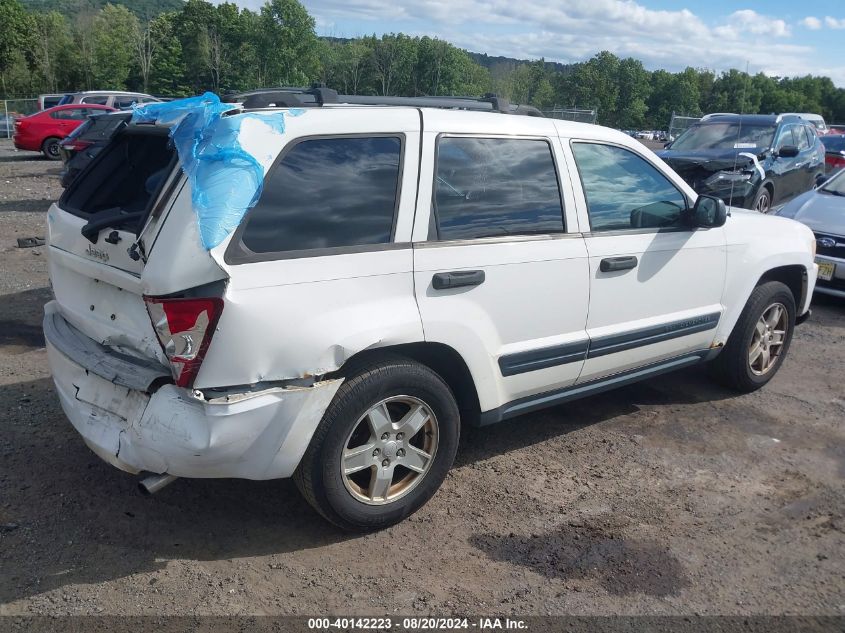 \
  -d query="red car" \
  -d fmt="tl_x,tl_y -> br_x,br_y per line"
13,104 -> 116,160
823,135 -> 845,172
